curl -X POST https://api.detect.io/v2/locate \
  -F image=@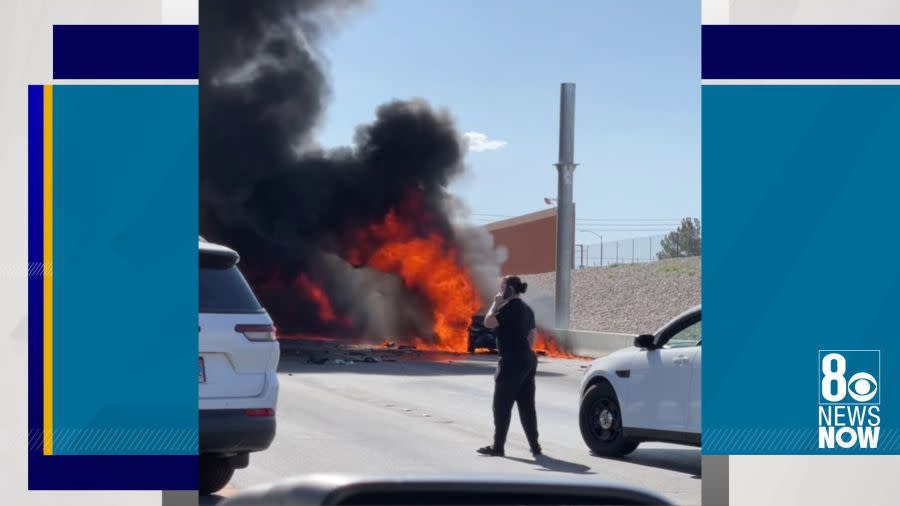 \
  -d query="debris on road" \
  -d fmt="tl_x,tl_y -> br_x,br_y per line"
279,336 -> 589,372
